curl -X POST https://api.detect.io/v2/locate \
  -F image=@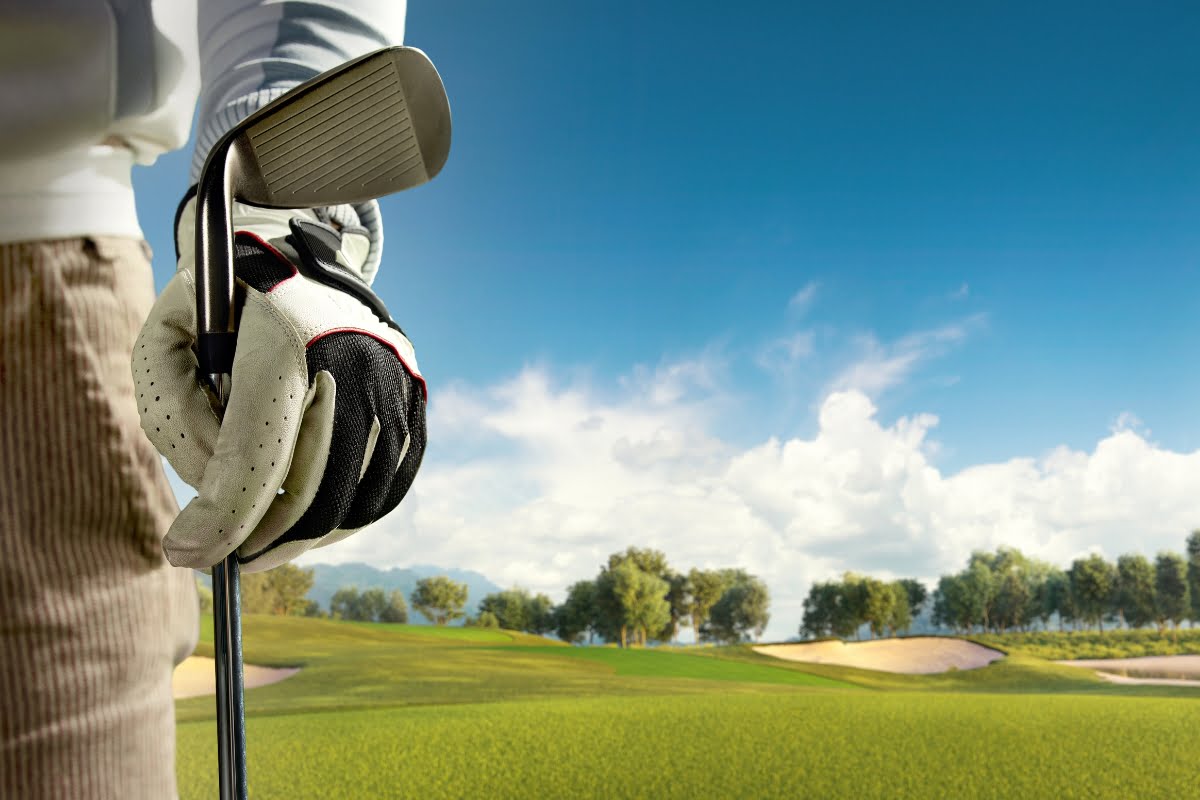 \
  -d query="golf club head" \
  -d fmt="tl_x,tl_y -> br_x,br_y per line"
226,46 -> 451,207
195,45 -> 451,385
